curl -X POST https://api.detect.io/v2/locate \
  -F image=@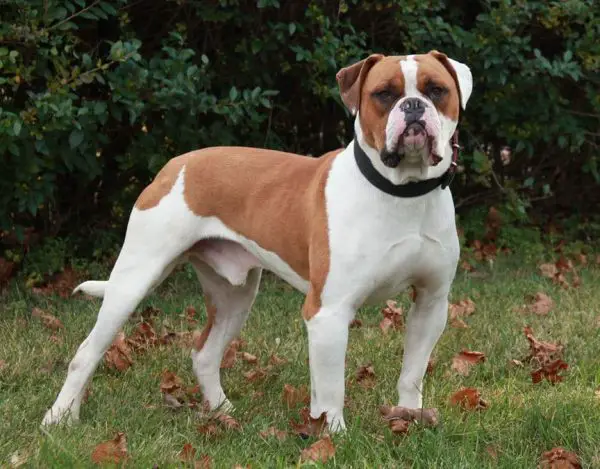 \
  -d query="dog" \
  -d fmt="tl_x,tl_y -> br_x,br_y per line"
43,50 -> 472,432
